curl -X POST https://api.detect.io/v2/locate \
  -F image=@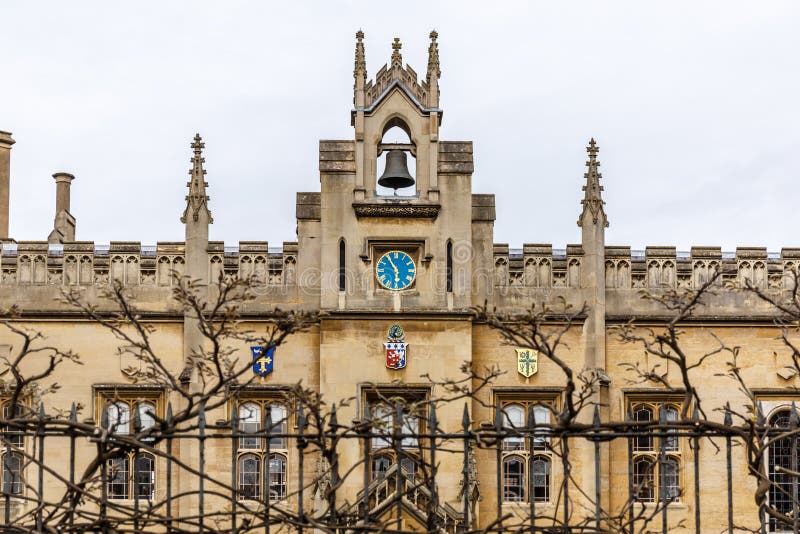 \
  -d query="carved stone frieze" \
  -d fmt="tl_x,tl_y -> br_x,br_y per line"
352,203 -> 440,219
